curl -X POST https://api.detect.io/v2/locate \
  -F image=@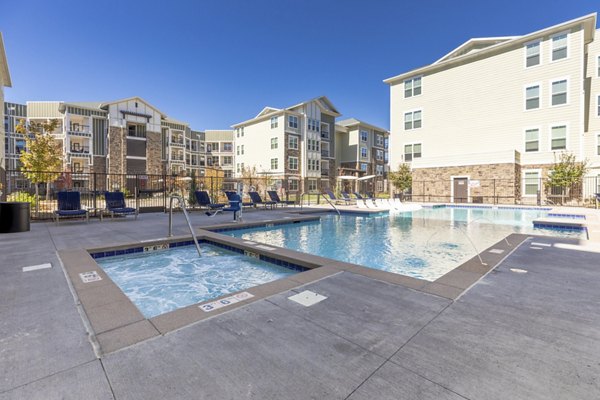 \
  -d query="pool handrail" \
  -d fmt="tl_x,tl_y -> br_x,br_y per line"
168,194 -> 202,257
